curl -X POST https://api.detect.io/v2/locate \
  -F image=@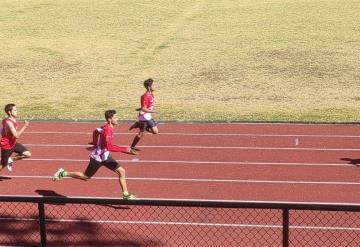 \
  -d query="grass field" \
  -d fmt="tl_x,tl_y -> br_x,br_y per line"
0,0 -> 359,122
